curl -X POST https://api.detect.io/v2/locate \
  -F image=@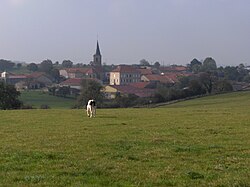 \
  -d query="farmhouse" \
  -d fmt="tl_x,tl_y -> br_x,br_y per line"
60,78 -> 102,90
0,71 -> 53,90
110,65 -> 141,85
59,68 -> 98,79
